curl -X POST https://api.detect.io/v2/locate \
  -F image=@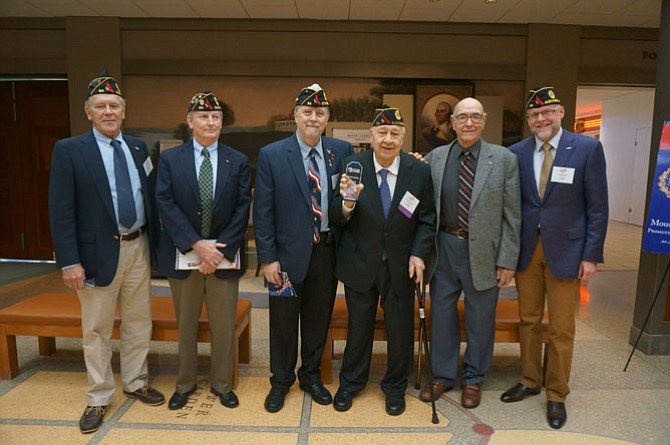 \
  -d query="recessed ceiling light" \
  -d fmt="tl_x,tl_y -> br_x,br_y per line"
485,0 -> 497,4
